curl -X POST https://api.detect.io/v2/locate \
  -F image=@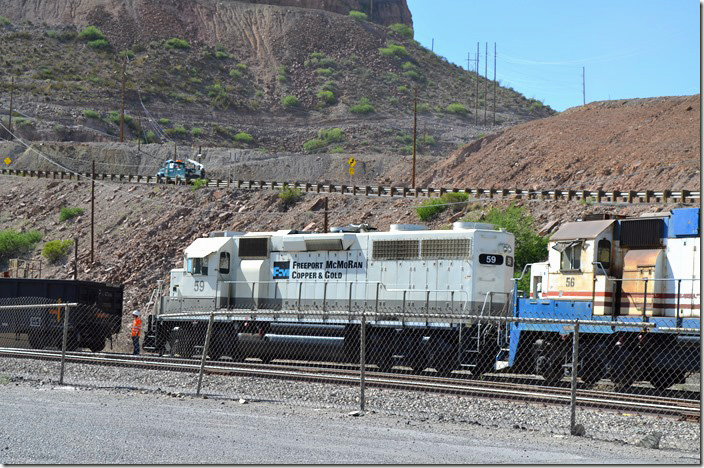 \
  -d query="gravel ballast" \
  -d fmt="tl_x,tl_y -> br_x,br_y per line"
0,356 -> 699,454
